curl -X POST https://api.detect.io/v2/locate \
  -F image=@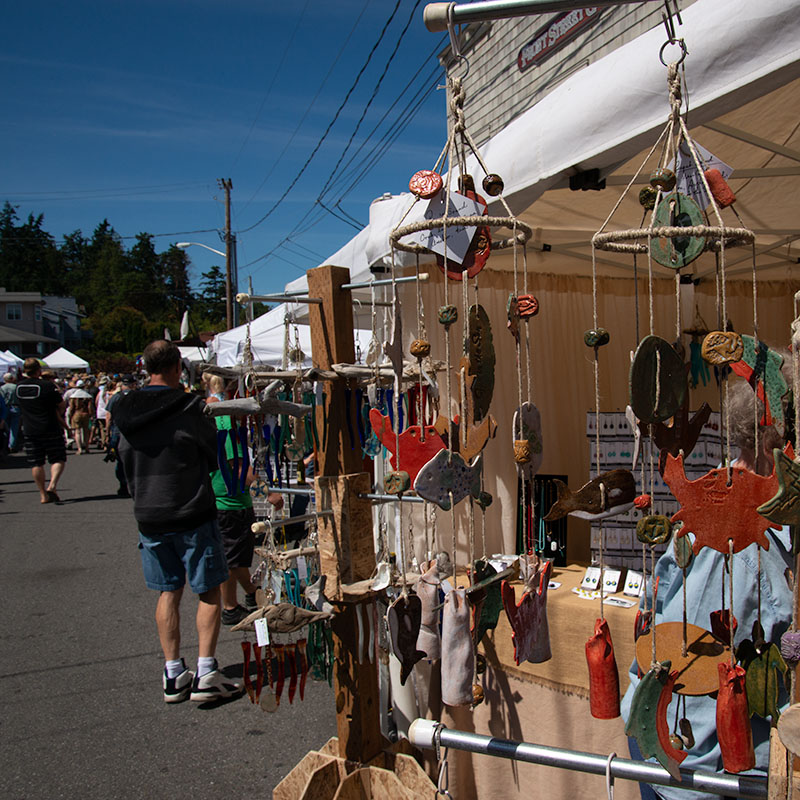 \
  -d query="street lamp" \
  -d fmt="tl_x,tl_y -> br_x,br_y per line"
176,241 -> 234,329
